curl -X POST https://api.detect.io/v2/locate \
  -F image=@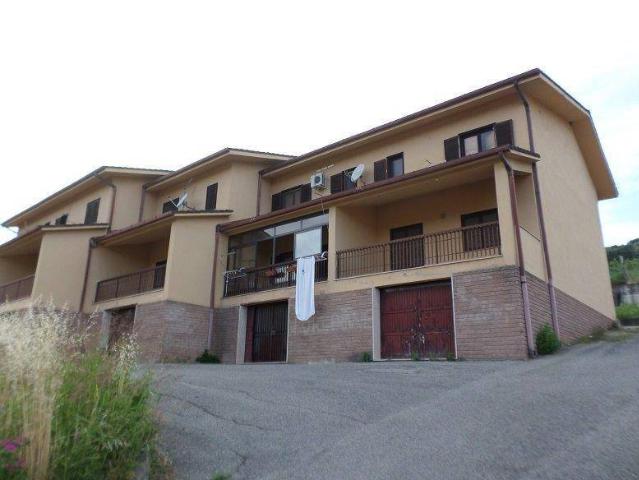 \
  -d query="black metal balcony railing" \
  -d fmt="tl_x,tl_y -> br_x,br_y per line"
0,275 -> 35,305
336,222 -> 501,279
95,264 -> 166,303
224,257 -> 328,297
